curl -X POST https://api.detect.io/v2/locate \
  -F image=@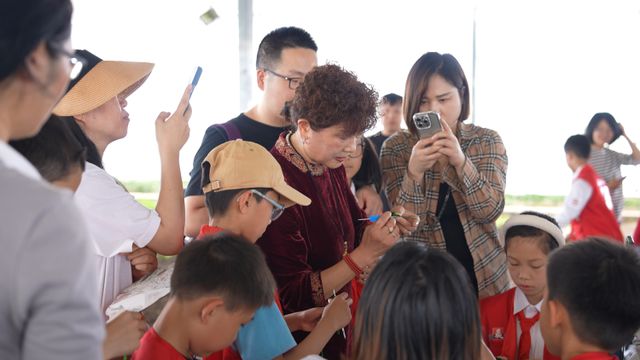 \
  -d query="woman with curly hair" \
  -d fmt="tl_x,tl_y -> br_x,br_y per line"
257,64 -> 418,358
